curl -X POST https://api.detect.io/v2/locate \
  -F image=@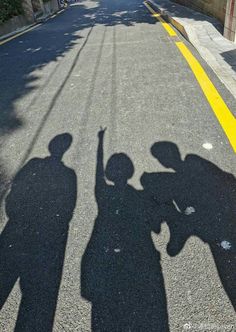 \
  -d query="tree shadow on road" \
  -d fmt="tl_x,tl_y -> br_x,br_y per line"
141,141 -> 236,311
81,129 -> 169,331
0,0 -> 155,134
0,0 -> 157,202
0,133 -> 77,331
